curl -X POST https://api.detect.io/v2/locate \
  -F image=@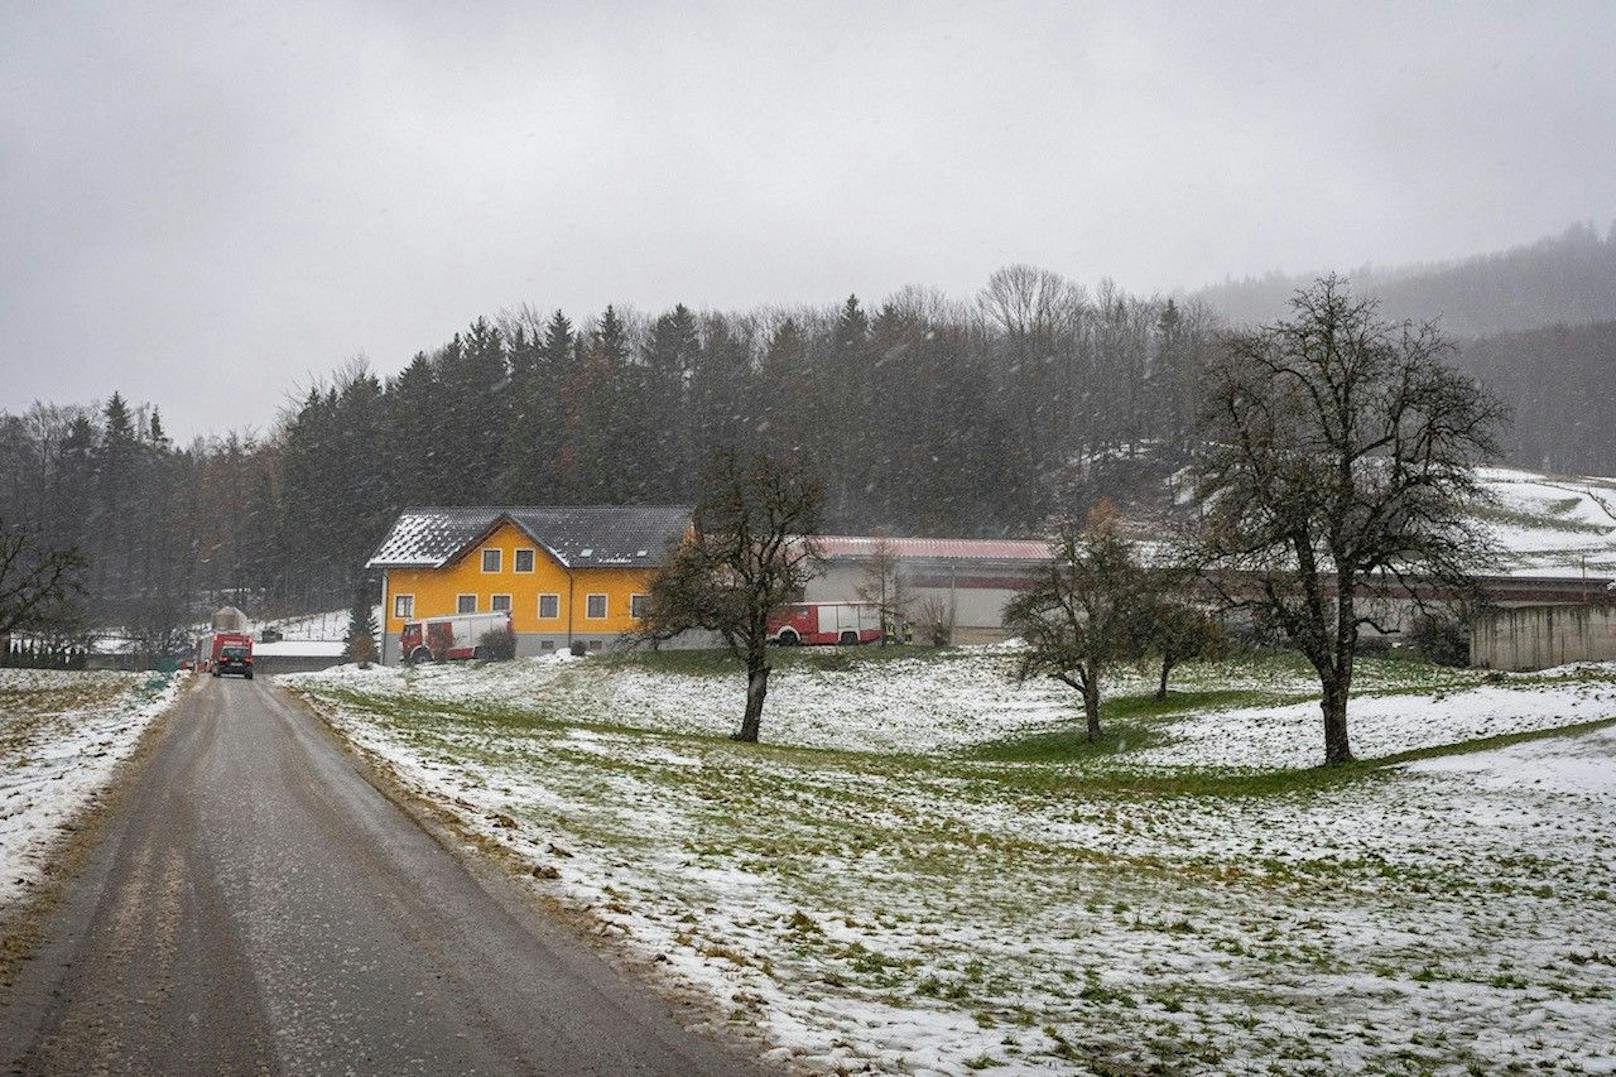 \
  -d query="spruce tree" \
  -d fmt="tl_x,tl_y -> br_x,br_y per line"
344,579 -> 379,668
